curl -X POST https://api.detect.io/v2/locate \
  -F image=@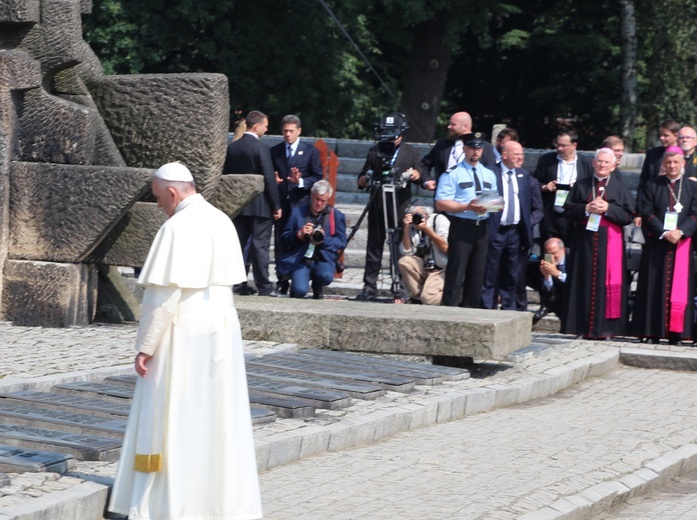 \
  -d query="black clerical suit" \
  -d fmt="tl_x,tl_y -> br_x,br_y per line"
223,133 -> 281,295
534,152 -> 594,244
